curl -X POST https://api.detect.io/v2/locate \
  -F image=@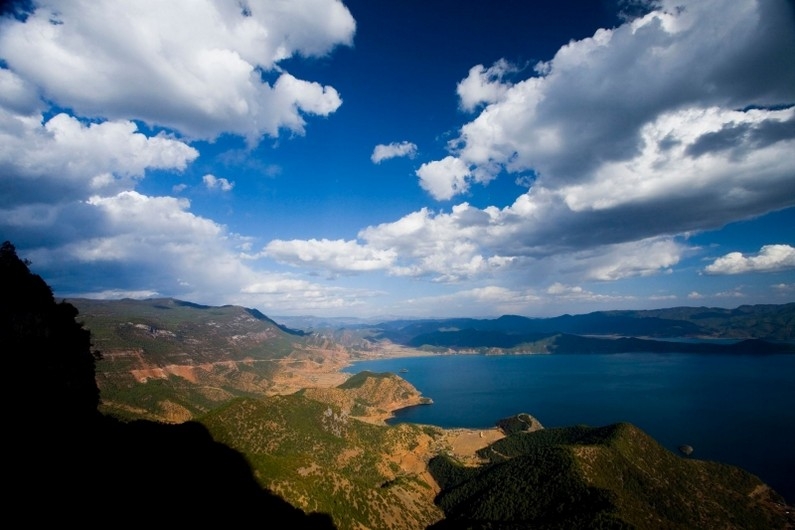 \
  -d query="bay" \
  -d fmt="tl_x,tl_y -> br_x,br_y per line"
345,352 -> 795,503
